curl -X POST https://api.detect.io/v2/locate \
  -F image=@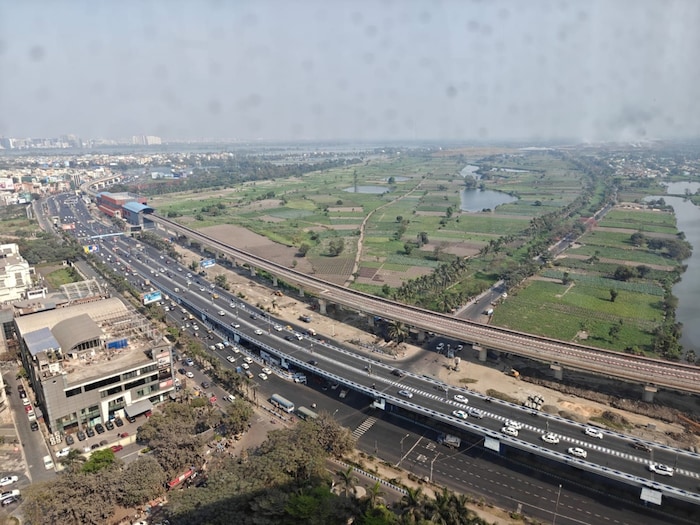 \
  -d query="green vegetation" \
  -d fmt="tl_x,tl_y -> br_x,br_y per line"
43,266 -> 83,288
